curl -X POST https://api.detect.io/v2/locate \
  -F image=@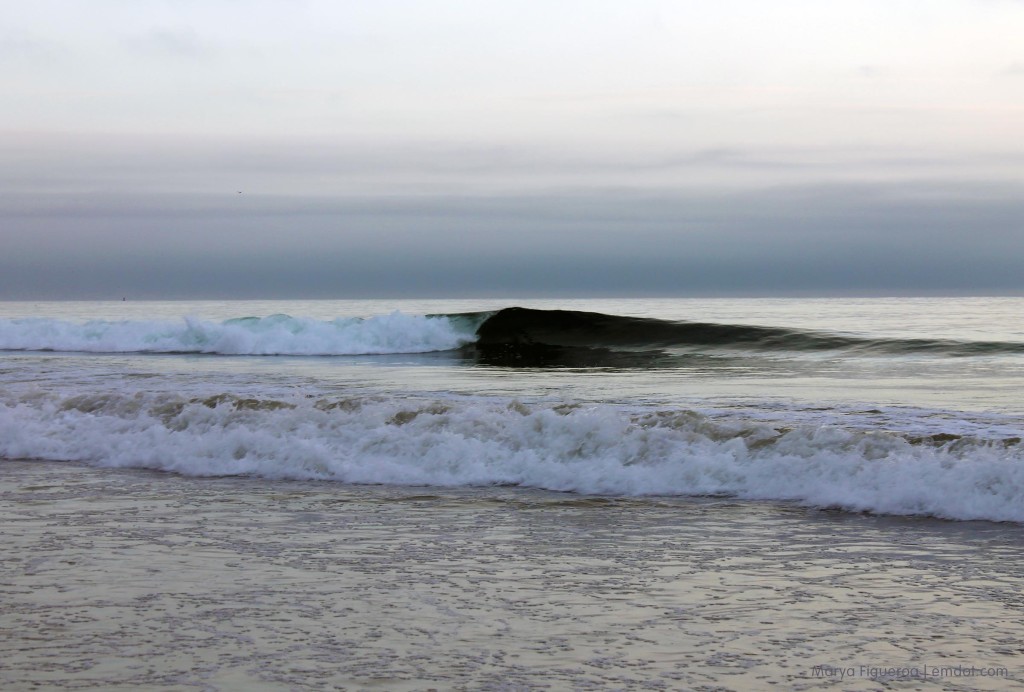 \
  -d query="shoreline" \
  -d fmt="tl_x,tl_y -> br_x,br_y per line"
3,459 -> 1023,690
